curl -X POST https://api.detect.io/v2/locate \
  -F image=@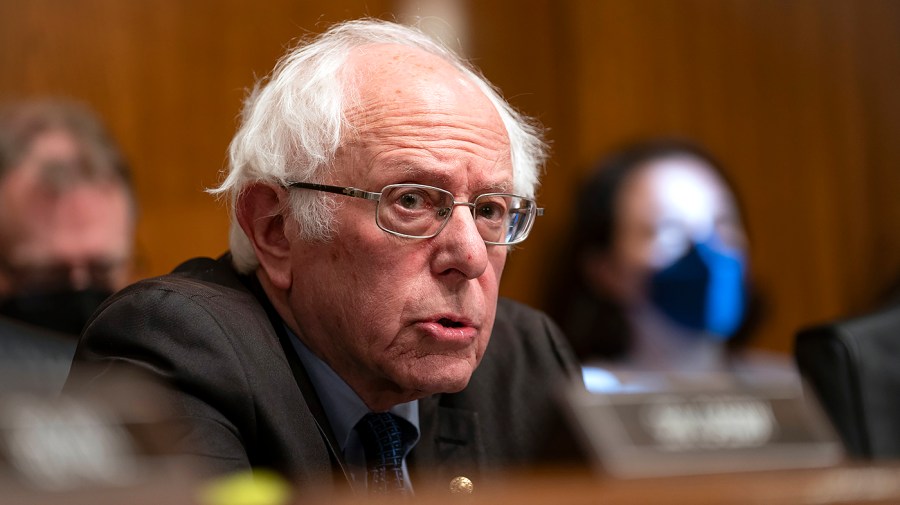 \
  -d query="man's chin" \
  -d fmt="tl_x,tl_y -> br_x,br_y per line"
402,362 -> 475,396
